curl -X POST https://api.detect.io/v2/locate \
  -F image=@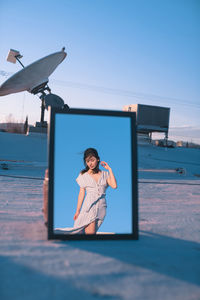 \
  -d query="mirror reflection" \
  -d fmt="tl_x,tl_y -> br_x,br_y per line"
53,113 -> 133,235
